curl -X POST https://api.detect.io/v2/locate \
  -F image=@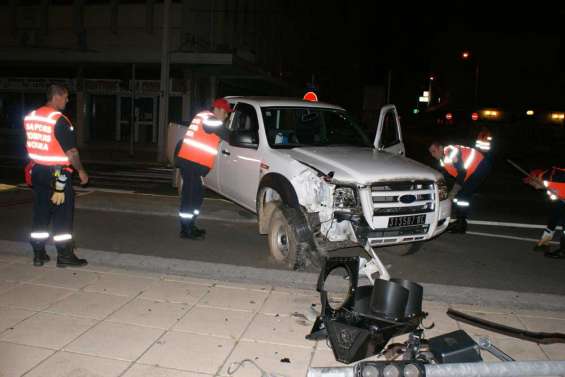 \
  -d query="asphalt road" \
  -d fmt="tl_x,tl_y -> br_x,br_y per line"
1,186 -> 564,297
1,138 -> 563,299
